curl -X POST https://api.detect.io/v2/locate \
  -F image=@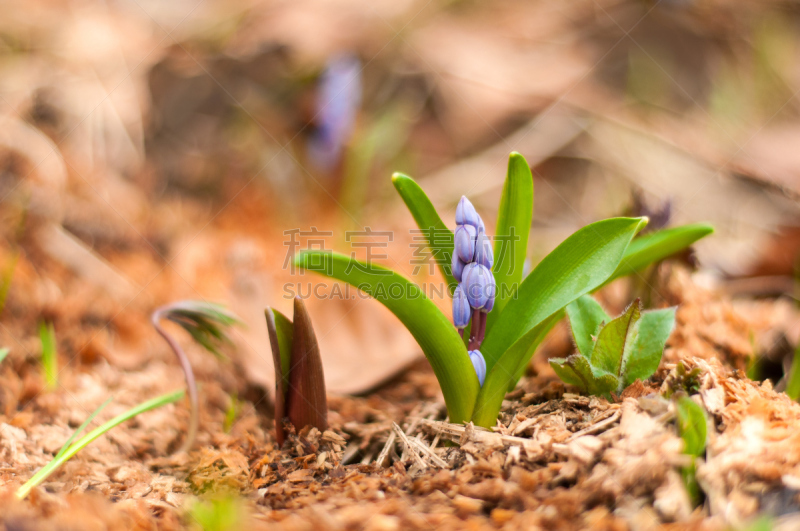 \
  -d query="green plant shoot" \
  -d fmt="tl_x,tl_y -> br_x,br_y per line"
675,396 -> 707,506
15,389 -> 184,500
39,321 -> 58,391
550,296 -> 676,396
